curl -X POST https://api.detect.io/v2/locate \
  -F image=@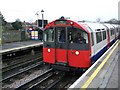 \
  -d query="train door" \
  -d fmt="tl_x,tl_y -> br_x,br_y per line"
43,27 -> 68,65
55,27 -> 68,65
